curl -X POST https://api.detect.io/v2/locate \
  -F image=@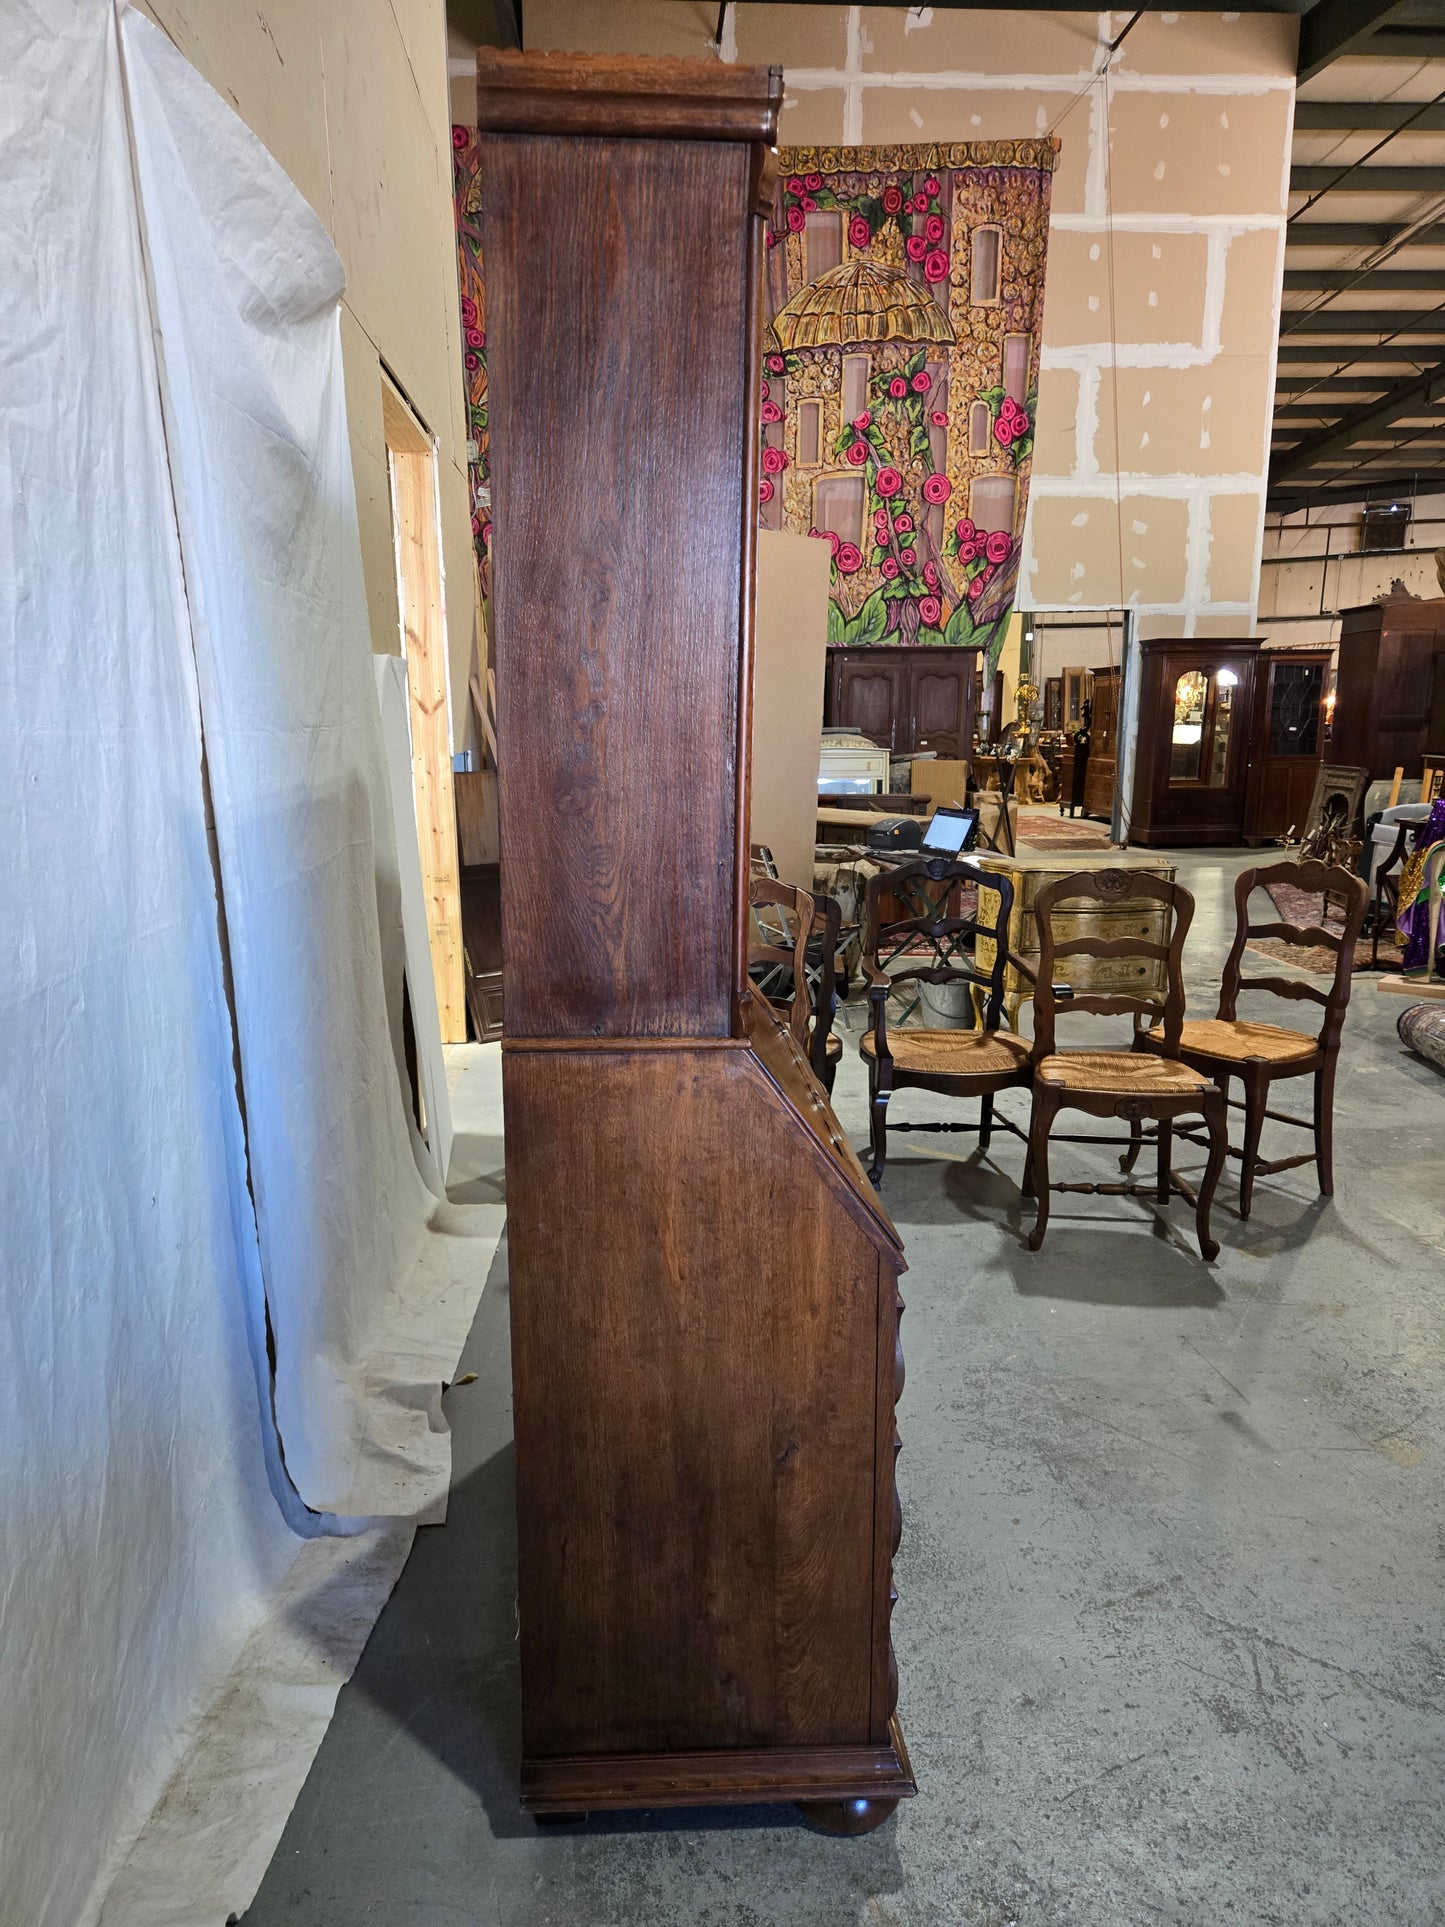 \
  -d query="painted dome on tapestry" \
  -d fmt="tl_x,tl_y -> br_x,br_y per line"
768,259 -> 957,352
